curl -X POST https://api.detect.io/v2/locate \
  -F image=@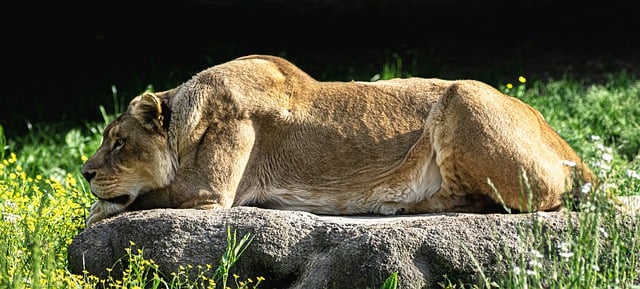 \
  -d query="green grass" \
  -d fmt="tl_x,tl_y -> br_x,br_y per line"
0,58 -> 639,288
